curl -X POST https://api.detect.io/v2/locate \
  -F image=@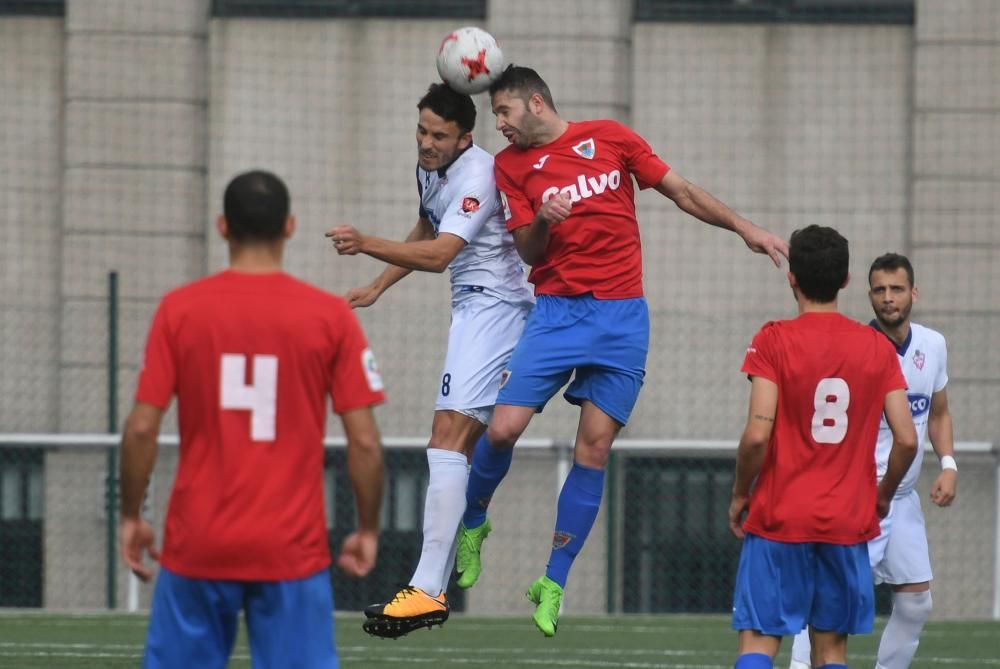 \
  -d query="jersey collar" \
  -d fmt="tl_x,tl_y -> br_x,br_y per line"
869,319 -> 912,356
436,143 -> 474,178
